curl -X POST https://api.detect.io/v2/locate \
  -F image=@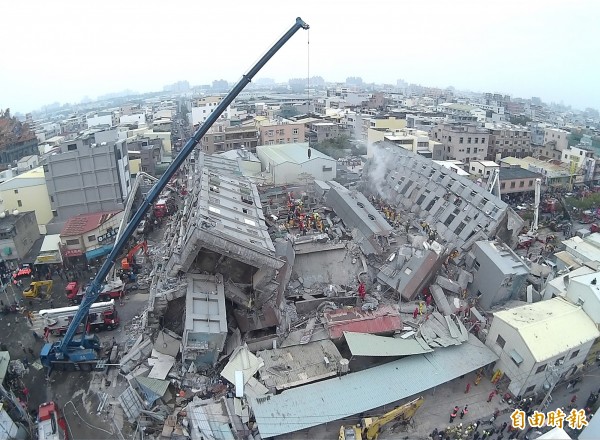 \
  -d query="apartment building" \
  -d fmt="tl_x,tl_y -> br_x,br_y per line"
369,128 -> 443,159
307,122 -> 340,144
561,146 -> 594,170
201,124 -> 259,154
0,167 -> 53,233
44,139 -> 130,221
430,123 -> 489,162
190,96 -> 231,126
87,111 -> 118,128
485,123 -> 531,160
361,116 -> 406,142
437,103 -> 486,123
0,211 -> 40,268
259,123 -> 305,145
533,127 -> 570,159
